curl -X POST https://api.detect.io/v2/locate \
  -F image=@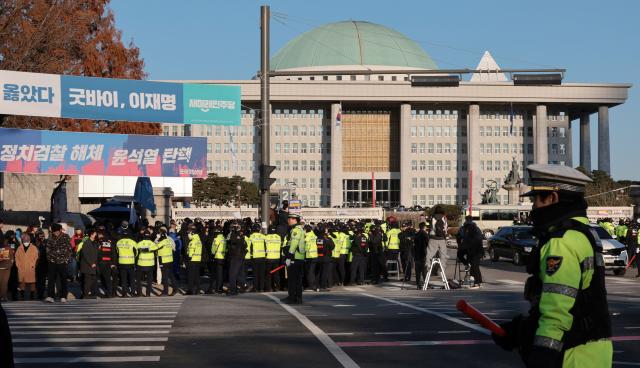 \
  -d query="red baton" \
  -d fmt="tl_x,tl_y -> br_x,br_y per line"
456,300 -> 506,337
269,265 -> 285,274
626,254 -> 637,271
